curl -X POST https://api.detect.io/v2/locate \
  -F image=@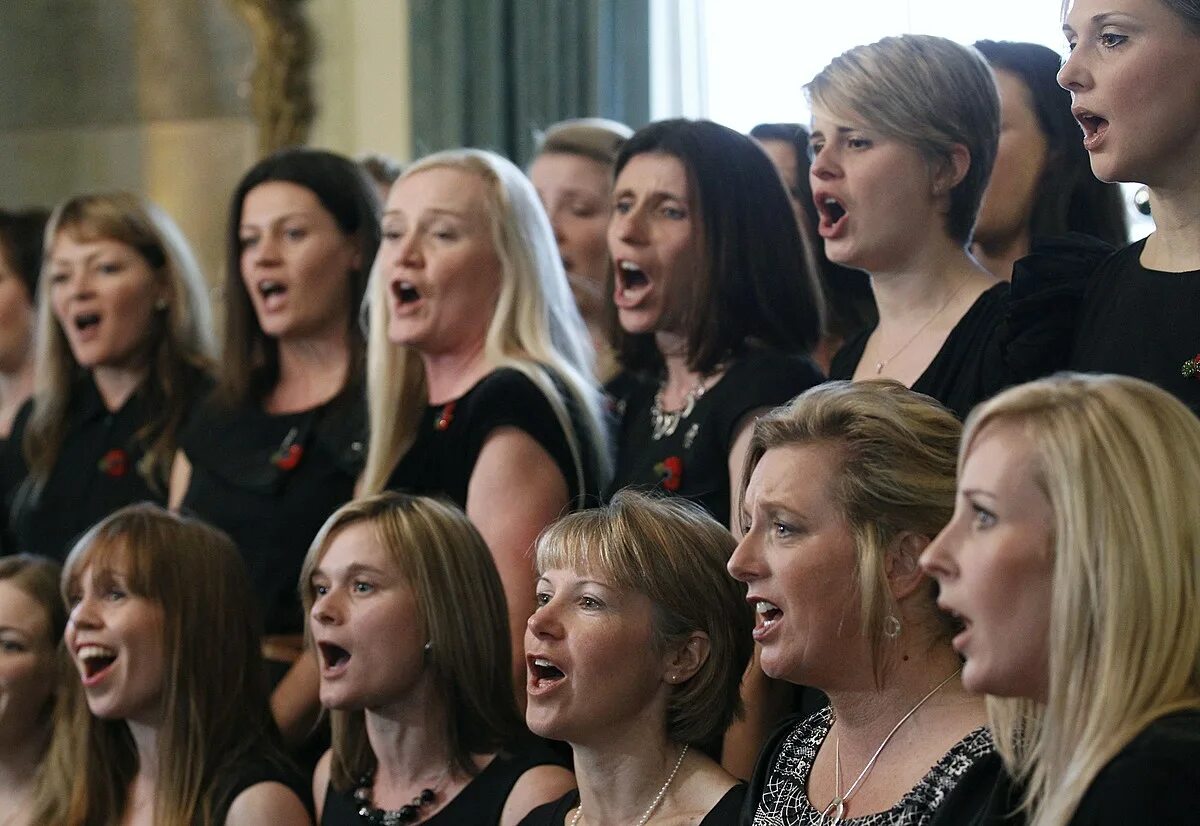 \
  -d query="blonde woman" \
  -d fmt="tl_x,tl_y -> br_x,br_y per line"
61,504 -> 311,824
304,492 -> 574,824
0,193 -> 213,561
922,373 -> 1200,825
729,381 -> 994,824
360,148 -> 611,677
